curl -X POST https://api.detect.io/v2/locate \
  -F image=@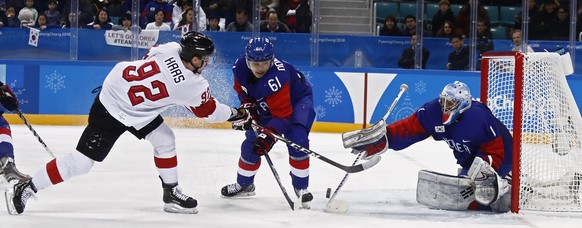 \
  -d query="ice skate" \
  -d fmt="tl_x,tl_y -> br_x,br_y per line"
0,157 -> 31,185
221,183 -> 256,197
161,177 -> 198,214
5,178 -> 37,215
294,188 -> 313,209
